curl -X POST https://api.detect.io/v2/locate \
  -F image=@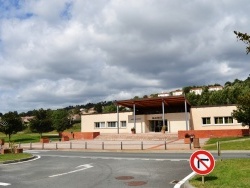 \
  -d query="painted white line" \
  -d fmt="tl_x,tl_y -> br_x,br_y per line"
49,164 -> 93,178
0,182 -> 11,186
40,155 -> 189,162
173,171 -> 196,188
76,164 -> 93,168
24,150 -> 50,153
